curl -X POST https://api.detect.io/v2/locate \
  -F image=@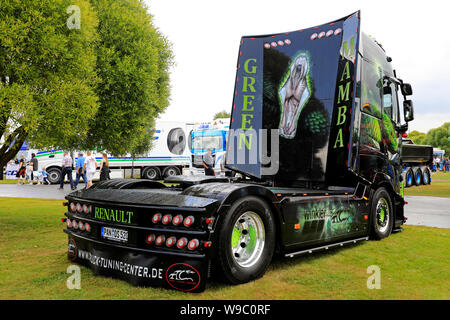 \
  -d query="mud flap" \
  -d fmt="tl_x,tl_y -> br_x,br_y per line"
67,236 -> 207,292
